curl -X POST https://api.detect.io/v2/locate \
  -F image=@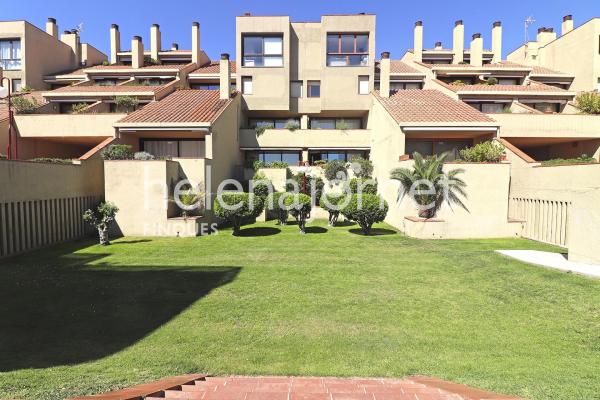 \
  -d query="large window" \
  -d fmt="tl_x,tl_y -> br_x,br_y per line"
309,150 -> 368,164
466,102 -> 508,113
406,139 -> 472,161
390,82 -> 422,92
0,39 -> 21,70
141,139 -> 205,158
310,118 -> 362,130
249,118 -> 300,129
248,151 -> 301,165
327,34 -> 369,66
242,35 -> 283,67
